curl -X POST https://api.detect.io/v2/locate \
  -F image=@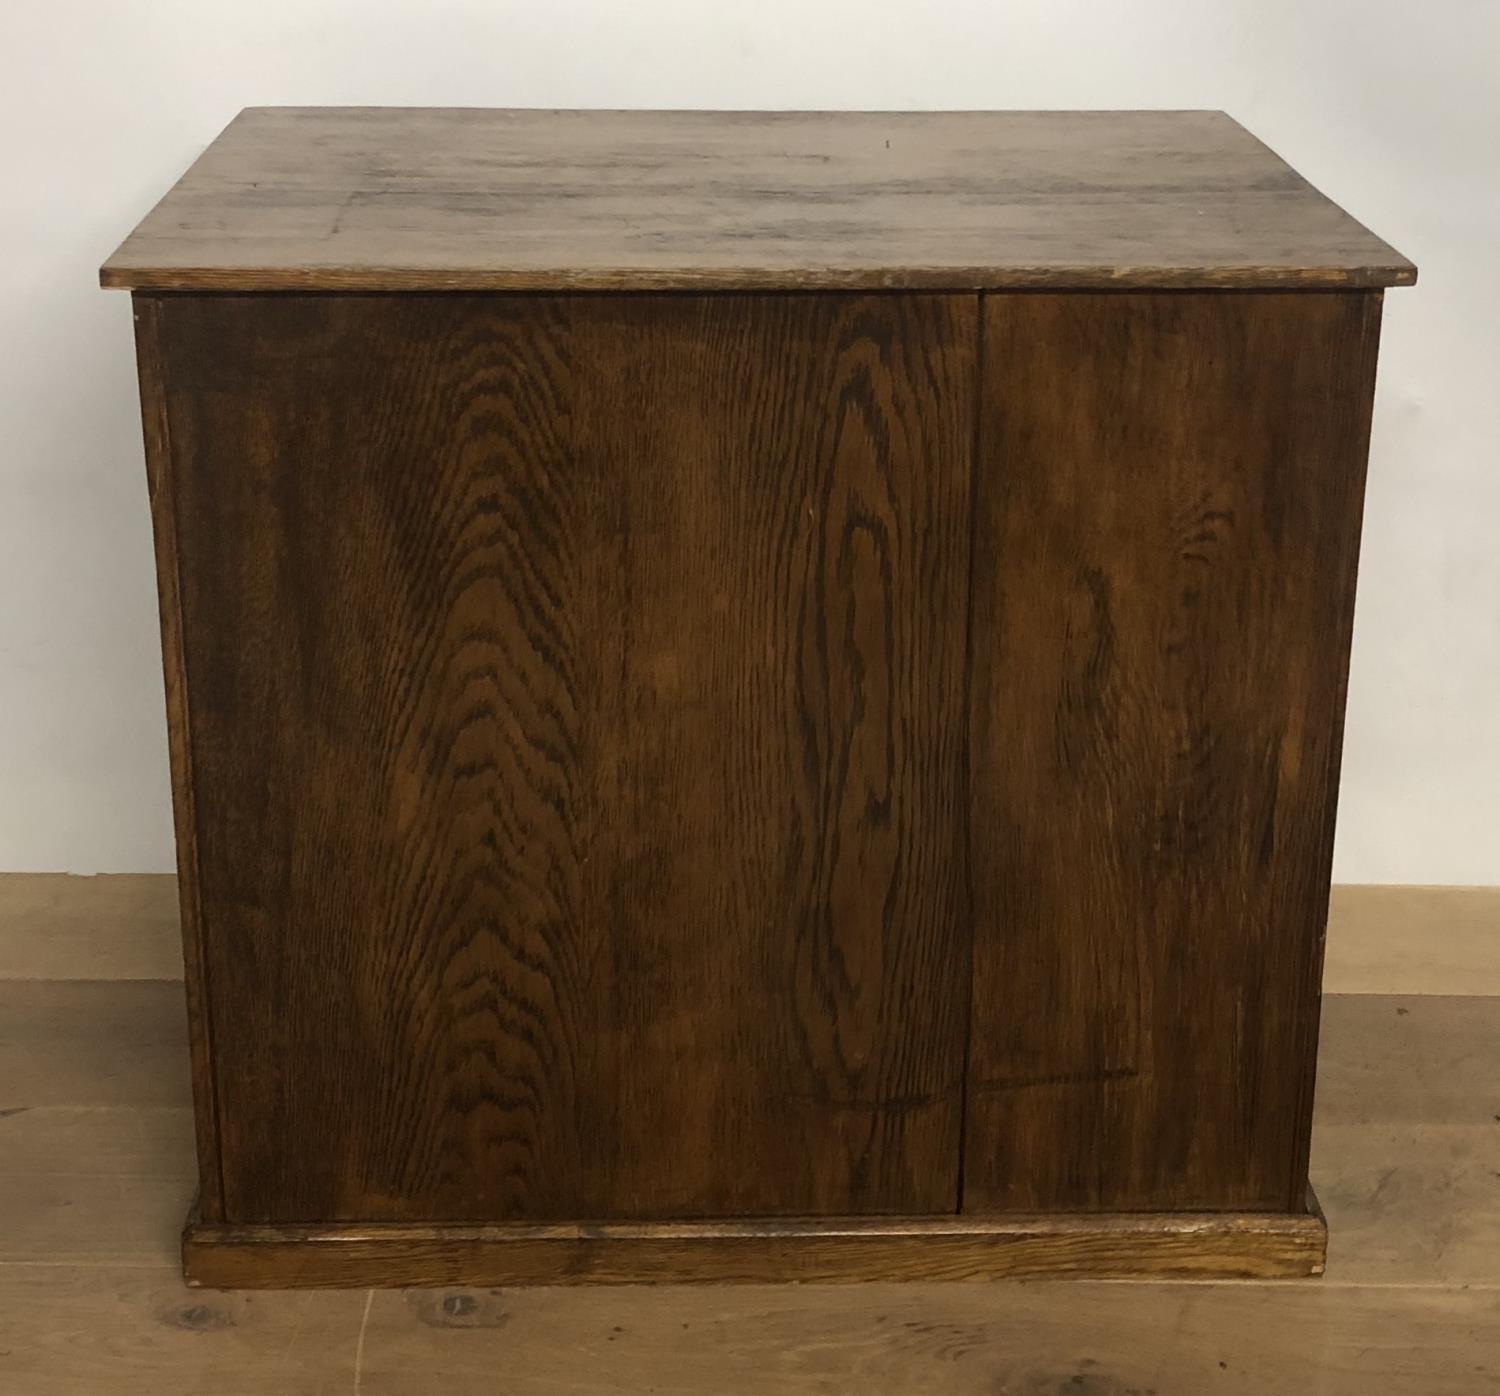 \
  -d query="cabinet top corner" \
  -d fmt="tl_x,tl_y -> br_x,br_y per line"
101,108 -> 1417,294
